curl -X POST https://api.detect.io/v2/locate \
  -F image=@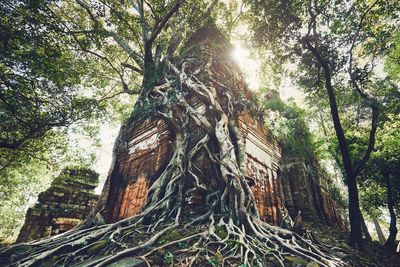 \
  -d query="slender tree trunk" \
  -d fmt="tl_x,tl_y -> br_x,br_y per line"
372,216 -> 386,245
384,173 -> 398,250
360,211 -> 372,242
347,174 -> 363,247
304,39 -> 365,248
